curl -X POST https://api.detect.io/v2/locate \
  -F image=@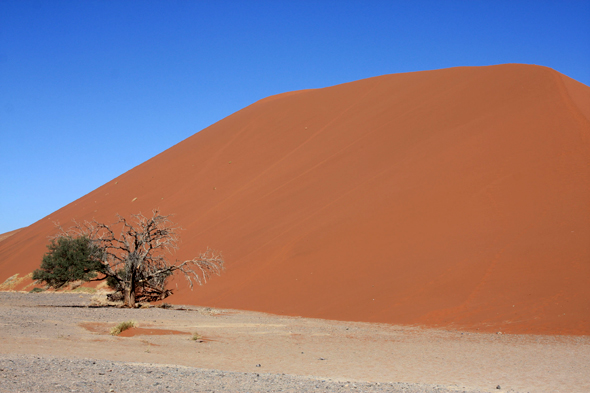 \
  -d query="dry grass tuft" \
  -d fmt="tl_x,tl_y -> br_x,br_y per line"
110,320 -> 136,336
199,307 -> 222,316
90,292 -> 122,307
0,273 -> 32,290
72,286 -> 96,293
191,331 -> 203,341
95,281 -> 110,290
